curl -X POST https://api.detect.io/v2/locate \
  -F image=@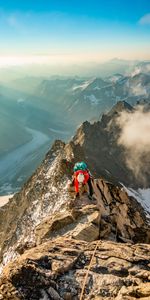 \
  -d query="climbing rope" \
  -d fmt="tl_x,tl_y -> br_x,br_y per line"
79,240 -> 100,300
